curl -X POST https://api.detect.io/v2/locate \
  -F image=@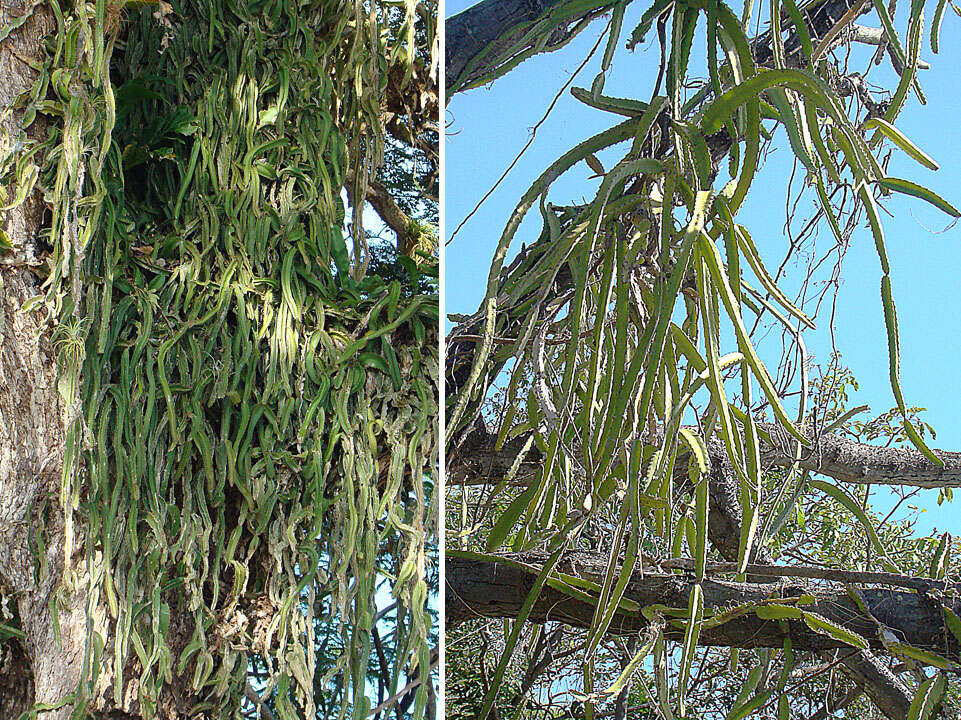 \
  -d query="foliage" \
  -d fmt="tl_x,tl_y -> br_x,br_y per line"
0,0 -> 437,717
368,232 -> 439,296
450,360 -> 961,718
243,521 -> 440,719
447,0 -> 960,717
